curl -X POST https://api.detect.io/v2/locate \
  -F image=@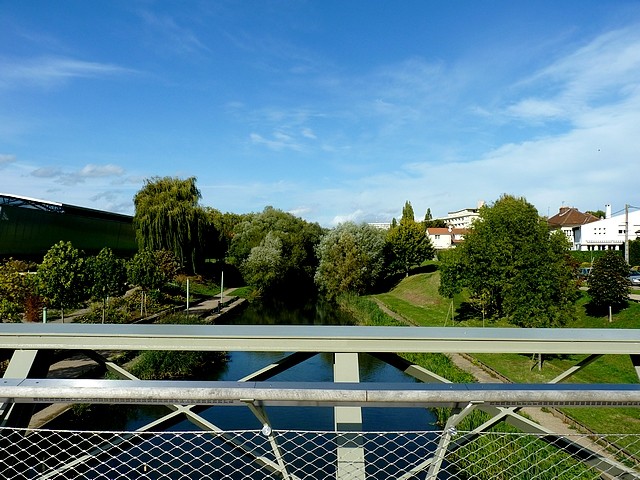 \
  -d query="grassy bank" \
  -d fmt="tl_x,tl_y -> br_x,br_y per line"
338,293 -> 599,478
370,271 -> 640,447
